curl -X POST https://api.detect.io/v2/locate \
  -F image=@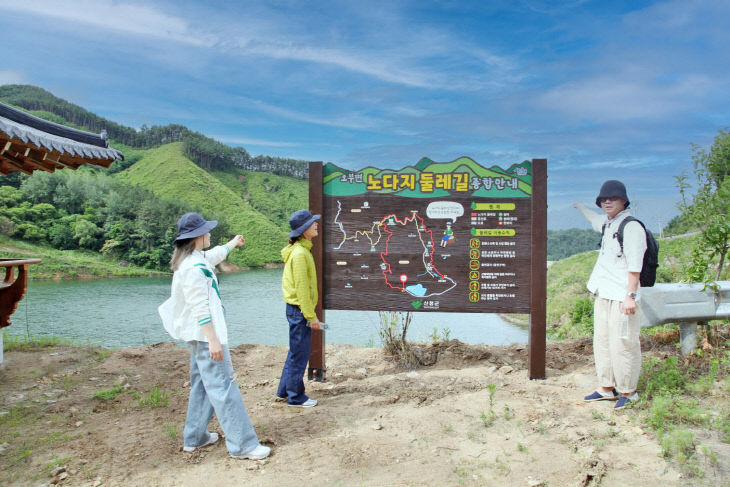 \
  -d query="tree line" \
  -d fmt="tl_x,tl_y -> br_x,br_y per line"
547,228 -> 599,261
0,169 -> 229,270
0,84 -> 310,179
